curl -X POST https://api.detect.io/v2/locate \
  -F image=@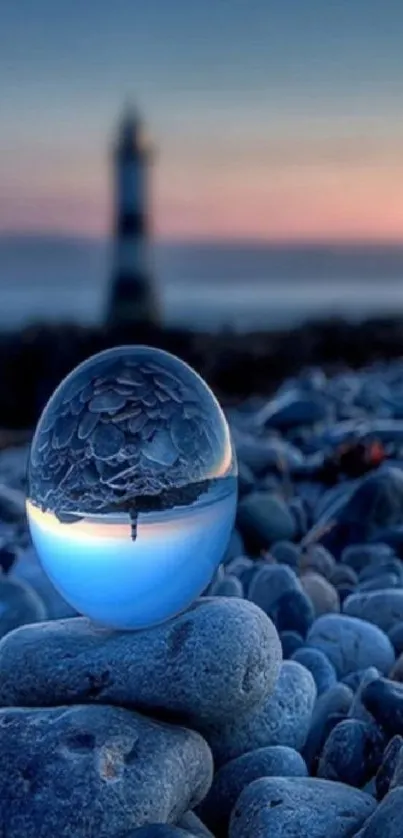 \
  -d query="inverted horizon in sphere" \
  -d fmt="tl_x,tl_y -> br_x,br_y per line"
27,345 -> 237,629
